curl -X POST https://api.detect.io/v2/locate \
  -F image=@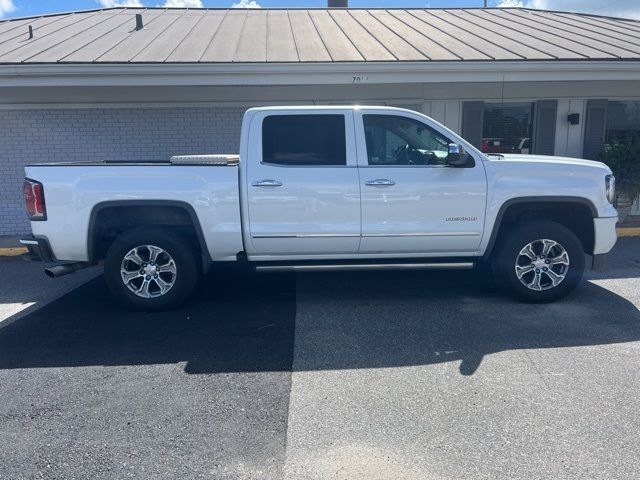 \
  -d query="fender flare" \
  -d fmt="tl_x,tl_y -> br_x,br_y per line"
87,200 -> 211,269
482,196 -> 598,260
